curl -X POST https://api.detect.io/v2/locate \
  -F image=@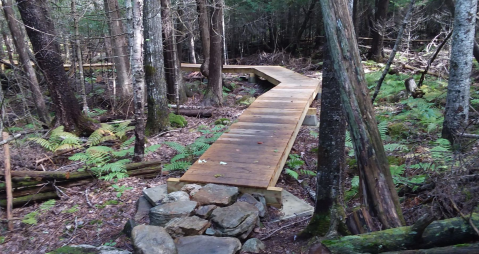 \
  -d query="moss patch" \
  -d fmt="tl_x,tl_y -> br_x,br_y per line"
388,122 -> 409,139
169,113 -> 187,128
